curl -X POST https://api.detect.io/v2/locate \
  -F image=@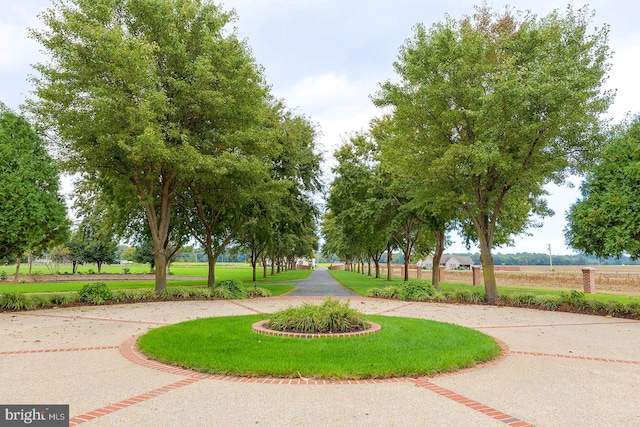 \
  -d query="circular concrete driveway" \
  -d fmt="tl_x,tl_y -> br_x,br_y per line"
1,297 -> 638,426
